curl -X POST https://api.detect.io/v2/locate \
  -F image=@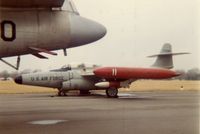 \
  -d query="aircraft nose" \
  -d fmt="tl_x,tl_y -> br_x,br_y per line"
69,15 -> 107,46
14,76 -> 22,84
